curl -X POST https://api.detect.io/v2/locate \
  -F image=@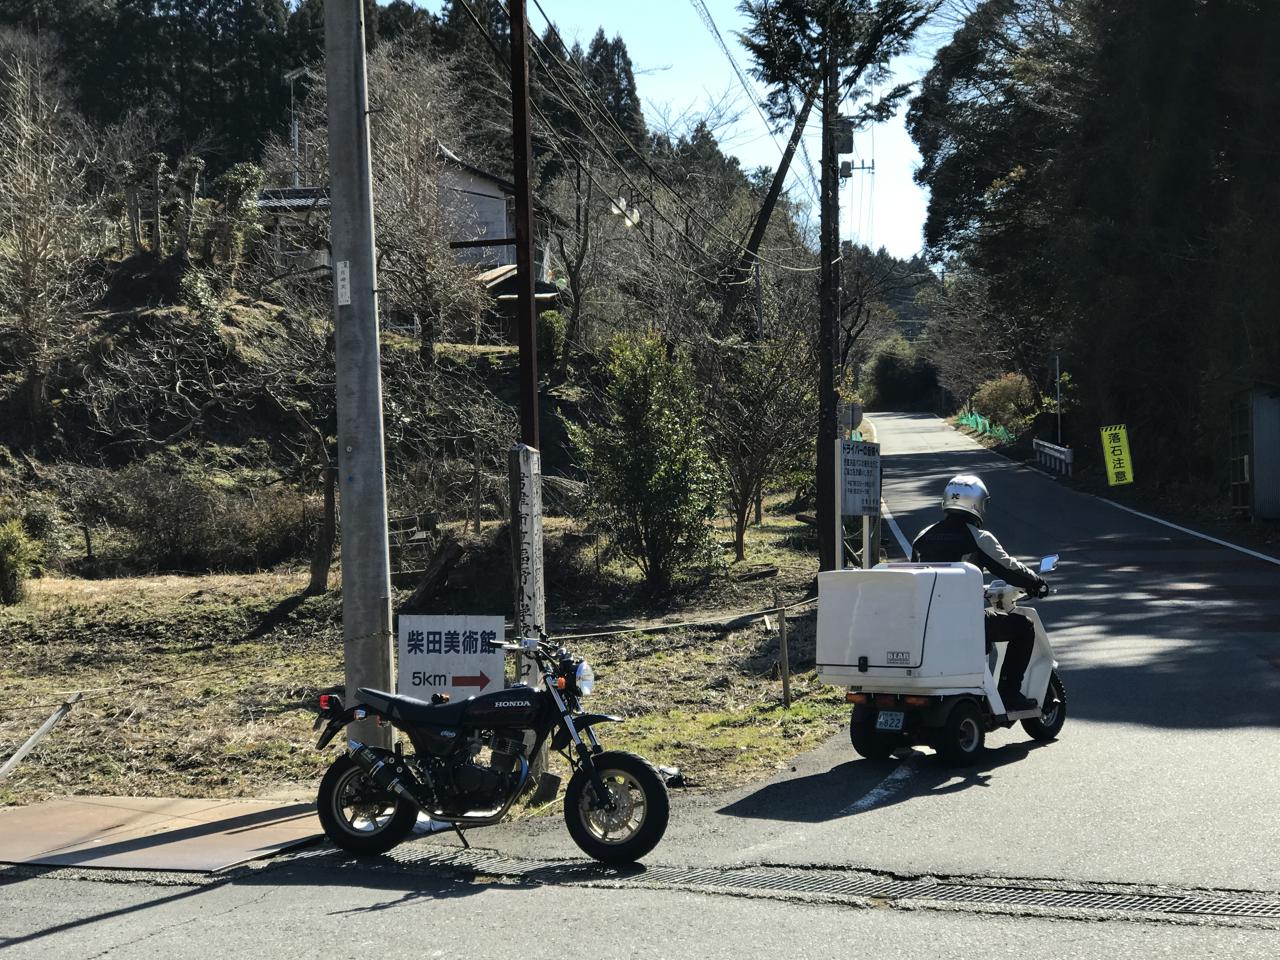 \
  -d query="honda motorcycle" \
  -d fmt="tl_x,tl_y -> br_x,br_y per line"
312,634 -> 669,865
